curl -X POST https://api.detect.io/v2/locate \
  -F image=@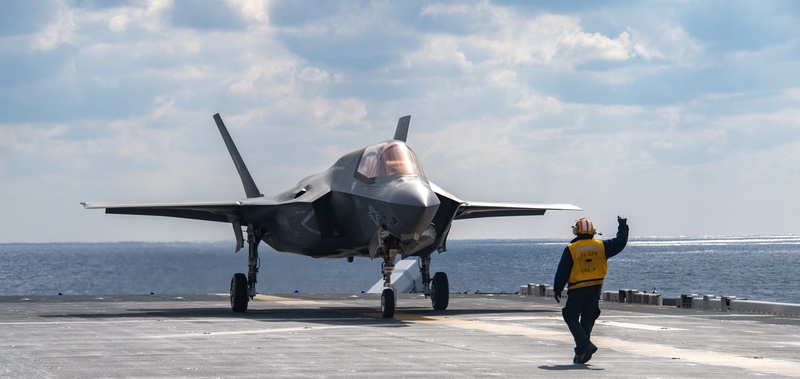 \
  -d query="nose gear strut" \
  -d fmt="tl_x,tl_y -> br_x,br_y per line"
379,235 -> 401,318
